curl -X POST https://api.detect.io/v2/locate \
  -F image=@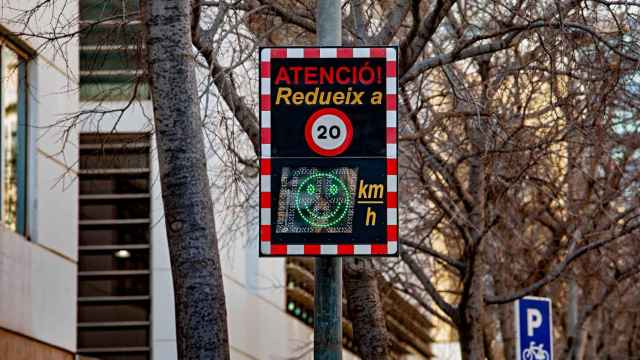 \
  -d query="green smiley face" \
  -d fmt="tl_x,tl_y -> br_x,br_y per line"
295,172 -> 351,228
